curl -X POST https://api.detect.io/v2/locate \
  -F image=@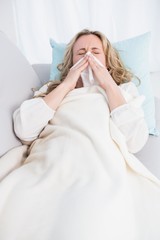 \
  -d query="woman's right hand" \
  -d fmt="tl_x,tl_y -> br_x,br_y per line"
63,55 -> 89,90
